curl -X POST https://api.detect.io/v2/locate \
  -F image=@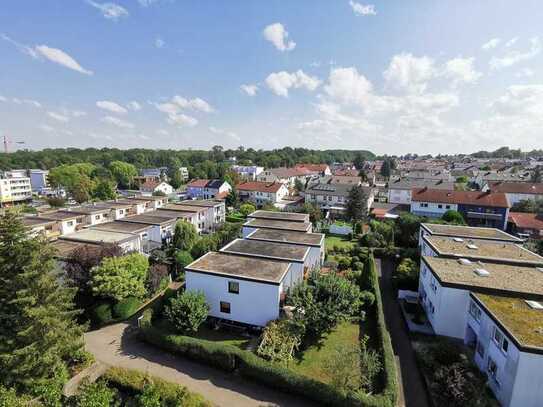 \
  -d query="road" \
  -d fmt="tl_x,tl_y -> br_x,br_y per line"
375,257 -> 430,407
85,322 -> 313,407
